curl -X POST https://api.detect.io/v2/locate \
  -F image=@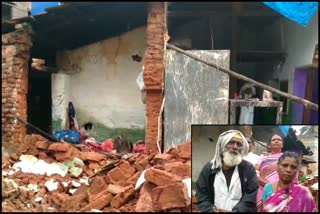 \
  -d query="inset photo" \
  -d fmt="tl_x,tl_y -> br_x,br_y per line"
191,125 -> 318,212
